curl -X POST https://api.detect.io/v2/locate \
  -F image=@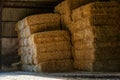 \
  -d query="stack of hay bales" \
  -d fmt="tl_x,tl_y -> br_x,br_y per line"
70,1 -> 120,71
21,31 -> 73,72
16,13 -> 73,72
